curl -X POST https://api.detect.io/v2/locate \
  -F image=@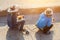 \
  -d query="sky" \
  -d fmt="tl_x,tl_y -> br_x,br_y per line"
0,0 -> 60,9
